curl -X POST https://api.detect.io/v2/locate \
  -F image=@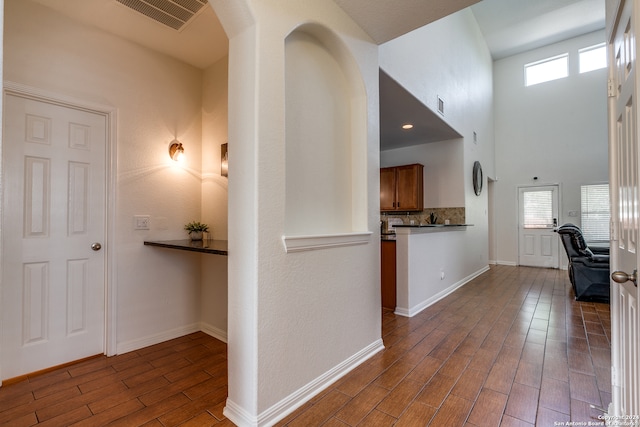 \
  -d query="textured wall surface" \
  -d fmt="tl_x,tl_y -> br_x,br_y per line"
3,0 -> 217,352
493,30 -> 607,266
